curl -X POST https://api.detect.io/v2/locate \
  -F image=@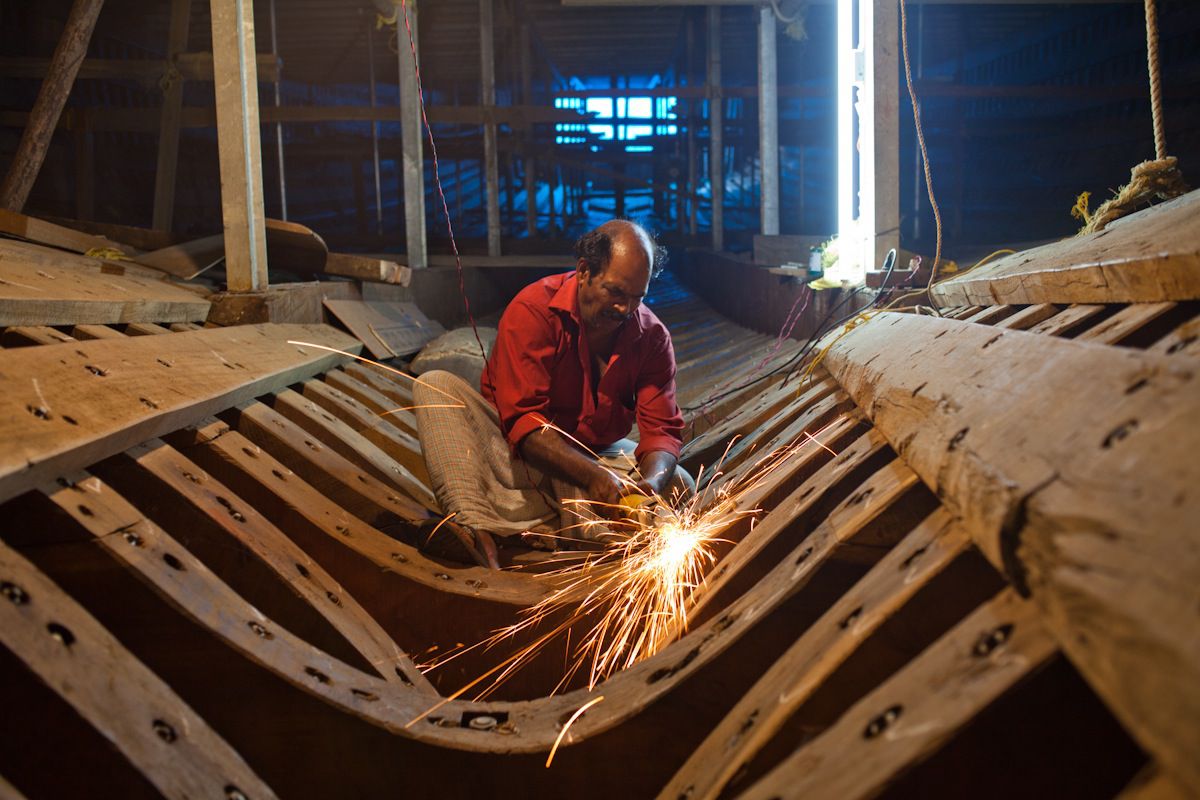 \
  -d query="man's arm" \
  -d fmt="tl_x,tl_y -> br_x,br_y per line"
519,427 -> 627,513
634,449 -> 678,498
